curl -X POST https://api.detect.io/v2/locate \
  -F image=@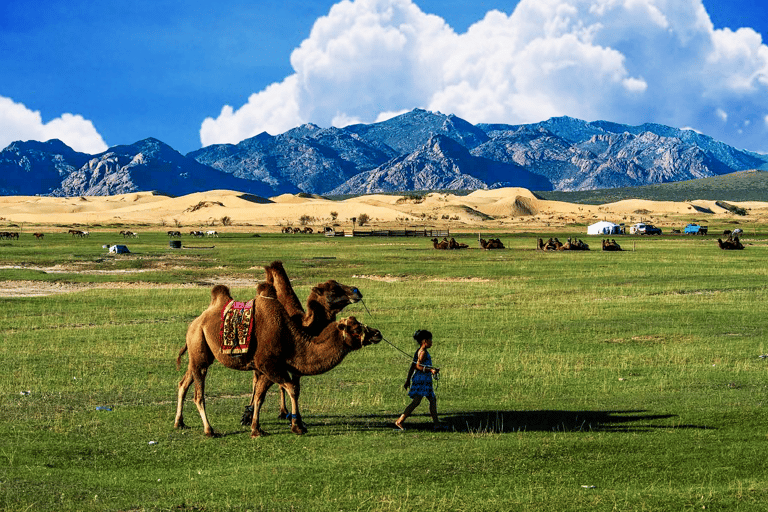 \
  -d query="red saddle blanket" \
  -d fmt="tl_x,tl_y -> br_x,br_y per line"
220,299 -> 254,355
